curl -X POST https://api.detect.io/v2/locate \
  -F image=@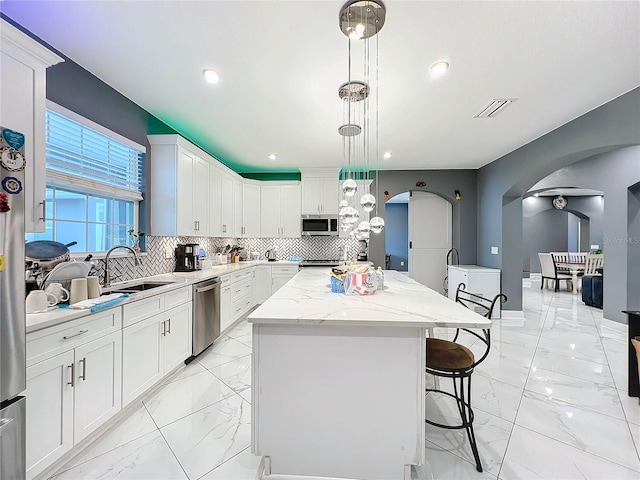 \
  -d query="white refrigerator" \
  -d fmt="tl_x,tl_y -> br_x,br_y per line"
0,126 -> 27,479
